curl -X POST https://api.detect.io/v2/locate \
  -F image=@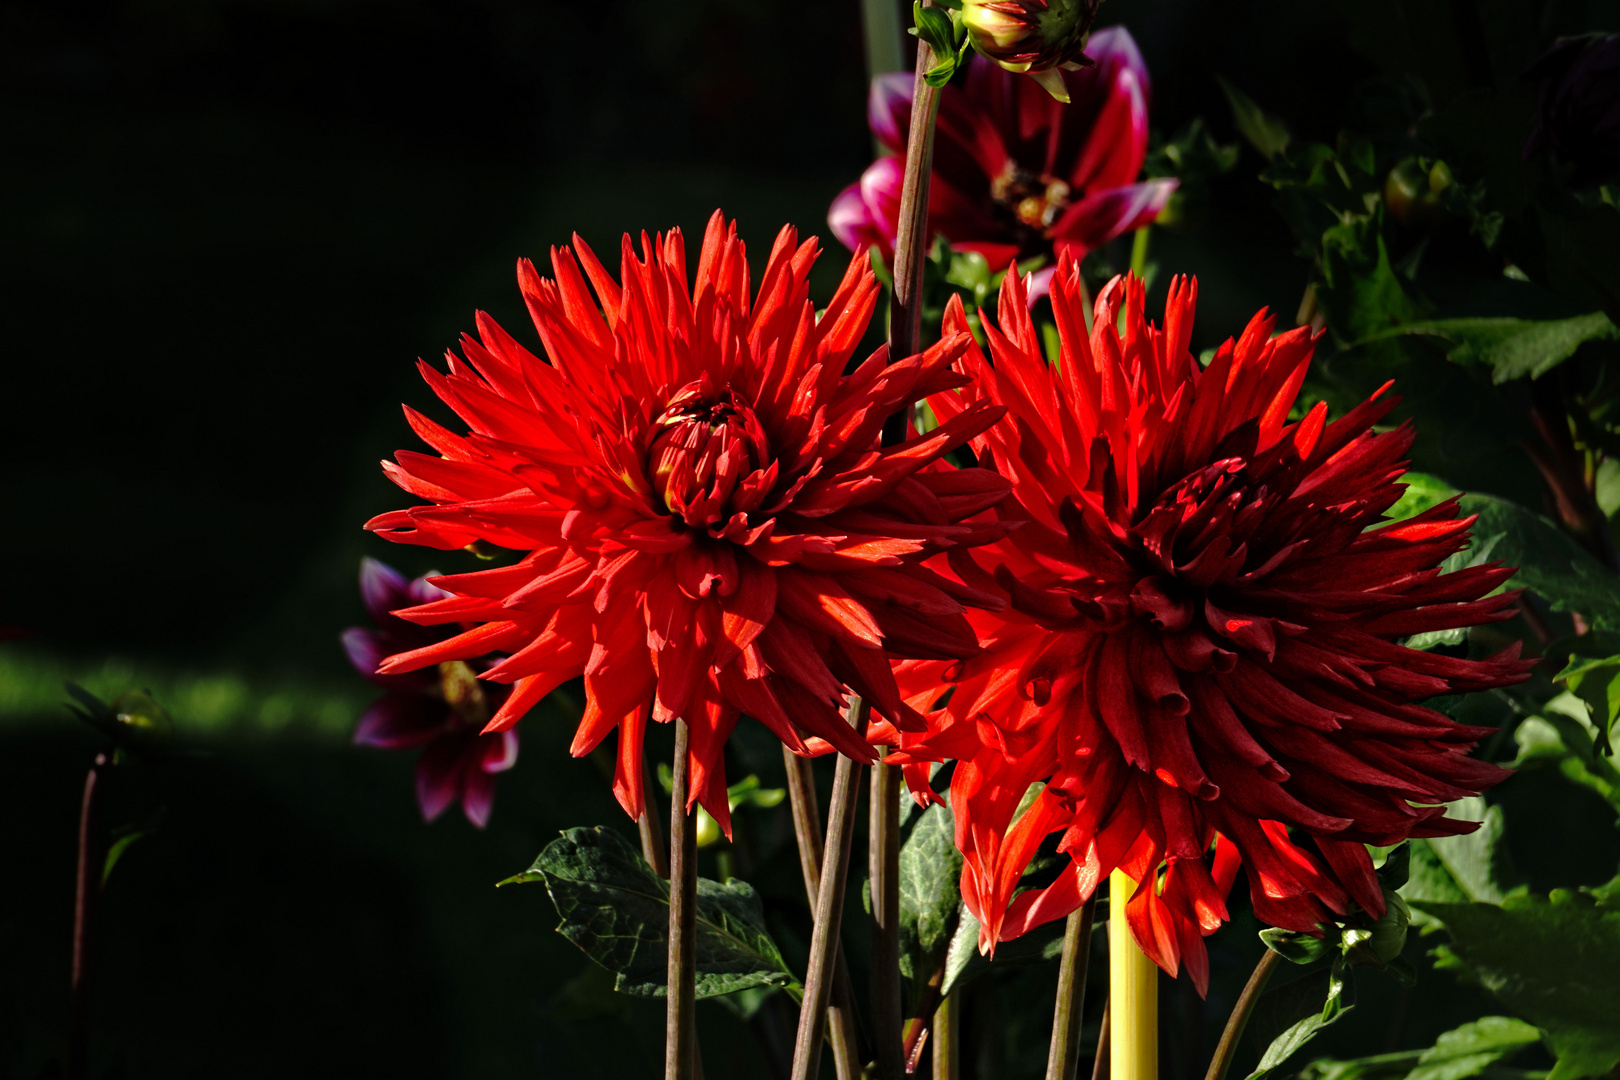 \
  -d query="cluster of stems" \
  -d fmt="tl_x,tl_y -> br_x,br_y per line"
647,17 -> 1282,1080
